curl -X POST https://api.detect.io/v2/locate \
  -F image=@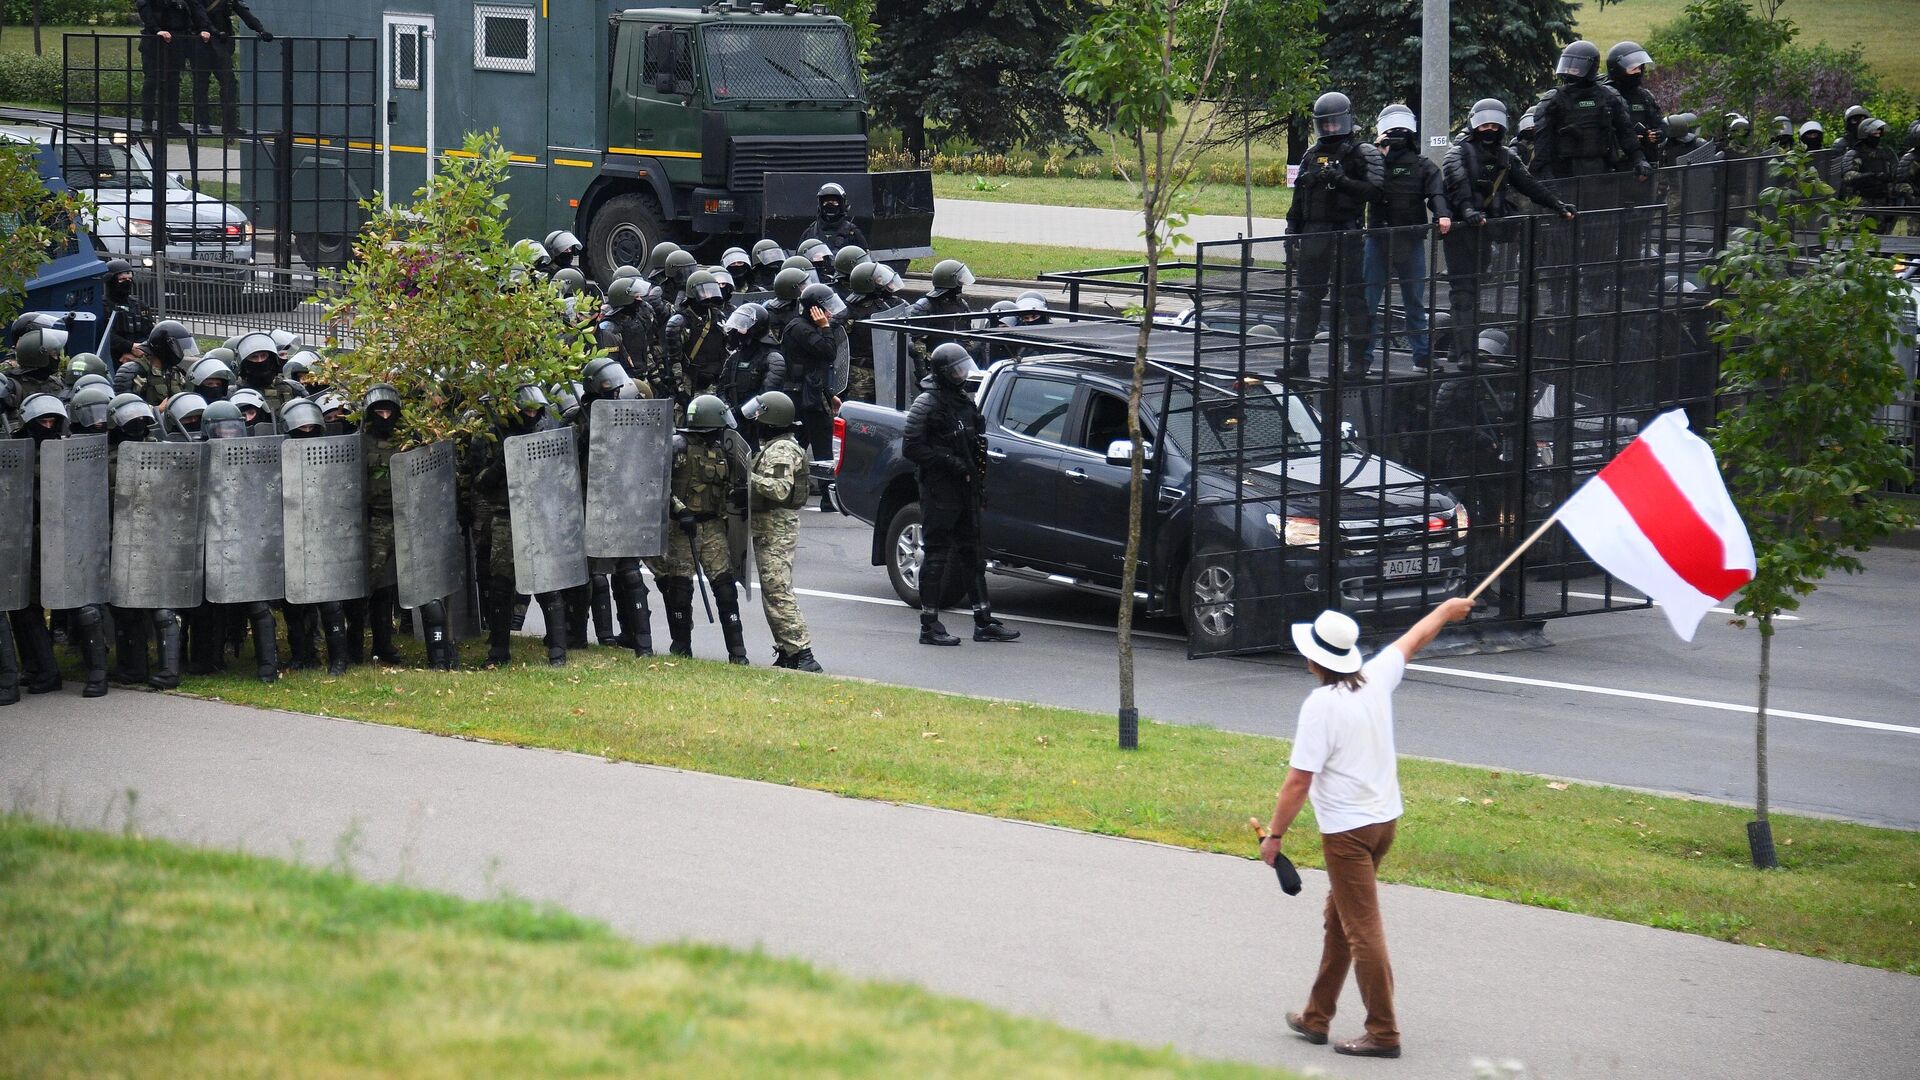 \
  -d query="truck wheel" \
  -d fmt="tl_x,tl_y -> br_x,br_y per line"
294,232 -> 349,269
1179,548 -> 1238,648
883,502 -> 963,609
587,192 -> 664,286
